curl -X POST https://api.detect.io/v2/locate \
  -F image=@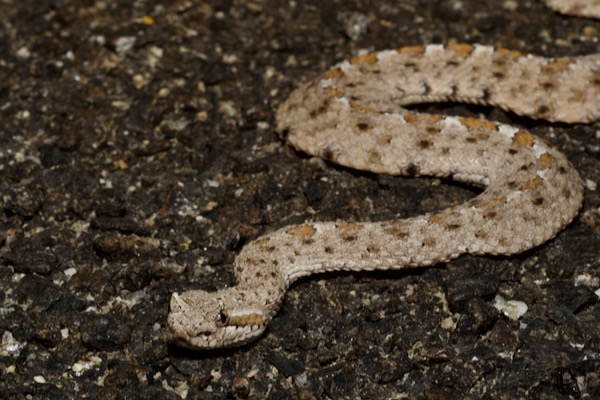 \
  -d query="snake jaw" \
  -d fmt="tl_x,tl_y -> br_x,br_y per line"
168,289 -> 269,349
